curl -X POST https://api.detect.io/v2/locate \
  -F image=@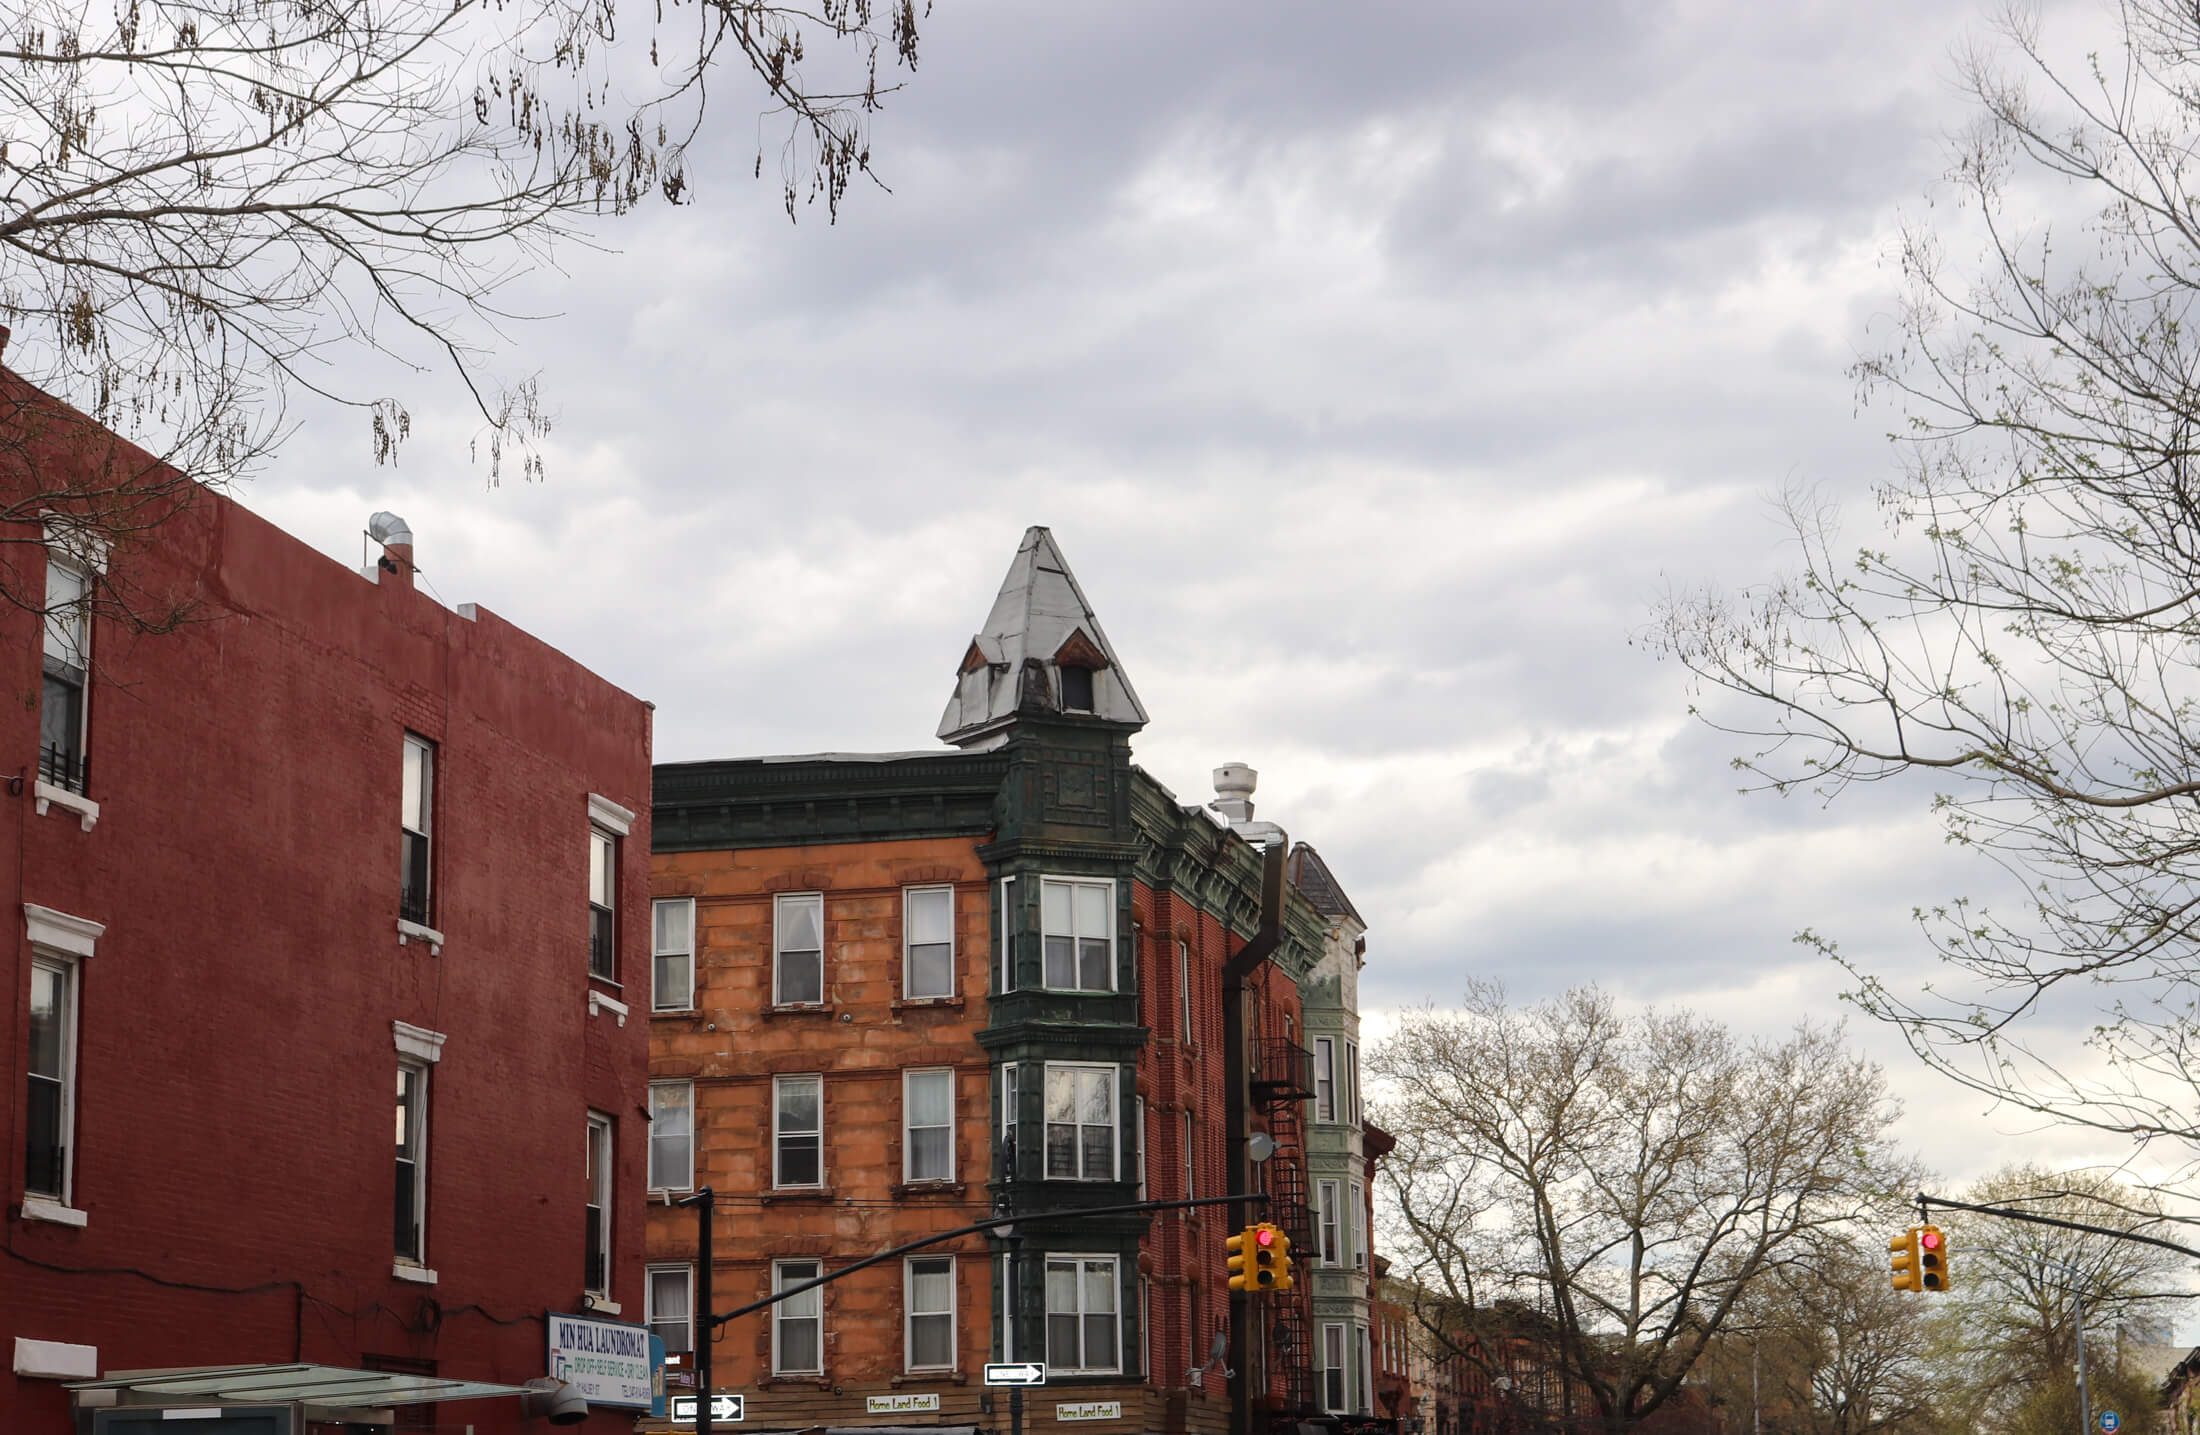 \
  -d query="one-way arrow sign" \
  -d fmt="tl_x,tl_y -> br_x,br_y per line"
669,1394 -> 746,1421
984,1363 -> 1047,1386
